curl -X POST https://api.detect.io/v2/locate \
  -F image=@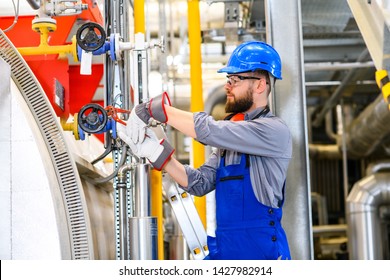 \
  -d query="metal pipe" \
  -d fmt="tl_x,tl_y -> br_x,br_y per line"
312,49 -> 370,127
347,172 -> 390,259
312,224 -> 347,238
116,163 -> 134,260
325,111 -> 338,142
132,163 -> 159,260
304,61 -> 374,72
129,216 -> 158,260
366,161 -> 390,175
336,104 -> 349,204
308,144 -> 340,160
311,192 -> 328,225
306,80 -> 376,87
134,163 -> 151,217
